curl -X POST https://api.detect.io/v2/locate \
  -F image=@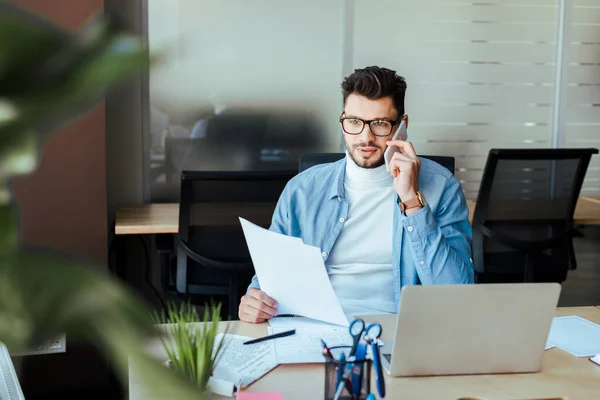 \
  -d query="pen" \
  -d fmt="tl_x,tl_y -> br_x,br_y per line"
370,338 -> 386,398
332,366 -> 353,400
243,329 -> 296,345
321,339 -> 335,359
351,339 -> 368,397
336,353 -> 345,388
